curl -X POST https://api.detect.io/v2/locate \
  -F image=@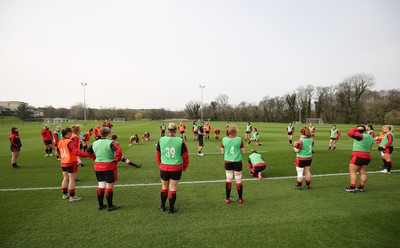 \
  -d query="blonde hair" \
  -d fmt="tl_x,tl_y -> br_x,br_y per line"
71,124 -> 81,134
384,125 -> 393,132
300,126 -> 311,138
226,124 -> 238,136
